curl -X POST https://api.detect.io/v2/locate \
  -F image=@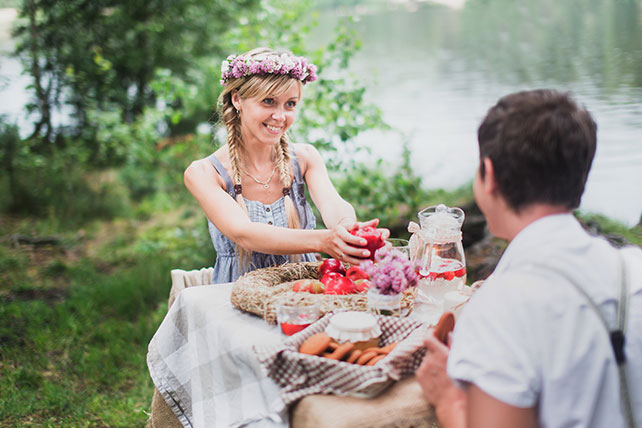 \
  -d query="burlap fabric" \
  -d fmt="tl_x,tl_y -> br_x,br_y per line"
255,313 -> 430,404
148,388 -> 182,428
231,262 -> 416,324
292,377 -> 440,428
